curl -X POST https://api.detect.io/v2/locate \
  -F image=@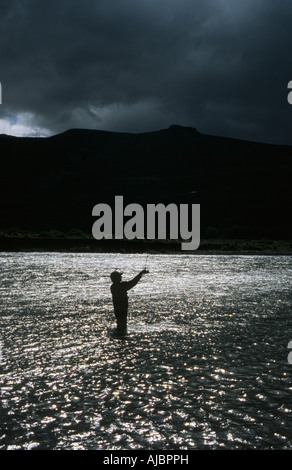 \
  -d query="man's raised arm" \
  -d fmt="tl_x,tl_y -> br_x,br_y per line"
124,269 -> 149,291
